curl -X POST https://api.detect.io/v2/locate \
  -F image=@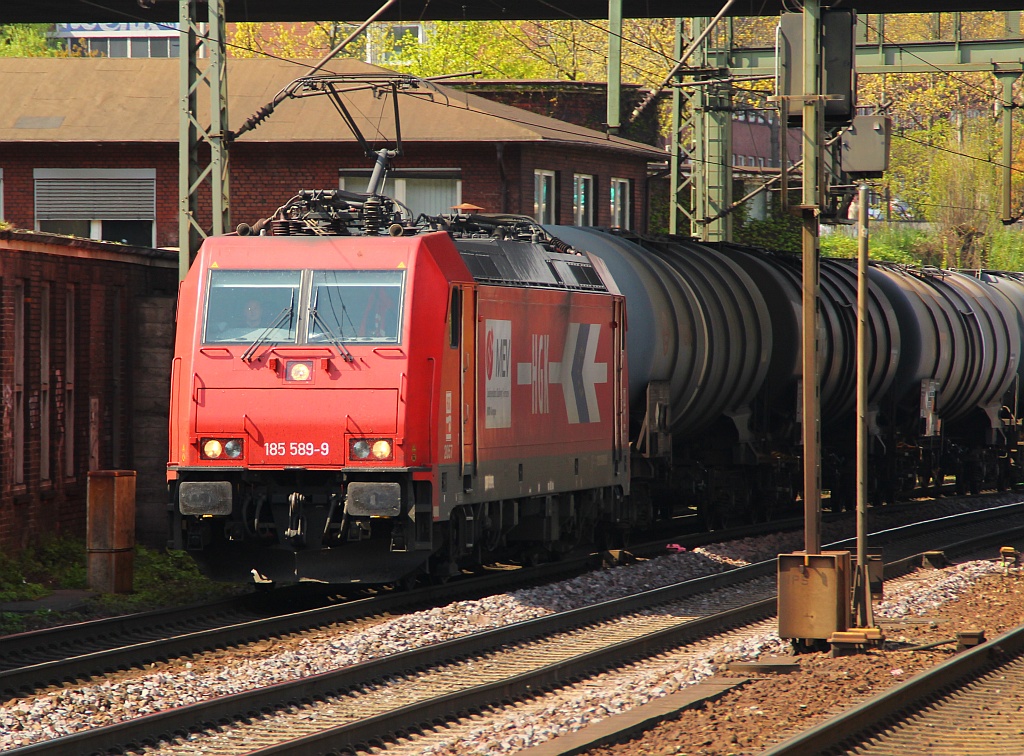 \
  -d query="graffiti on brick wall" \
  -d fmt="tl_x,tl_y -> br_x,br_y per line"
2,384 -> 11,486
89,395 -> 100,472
